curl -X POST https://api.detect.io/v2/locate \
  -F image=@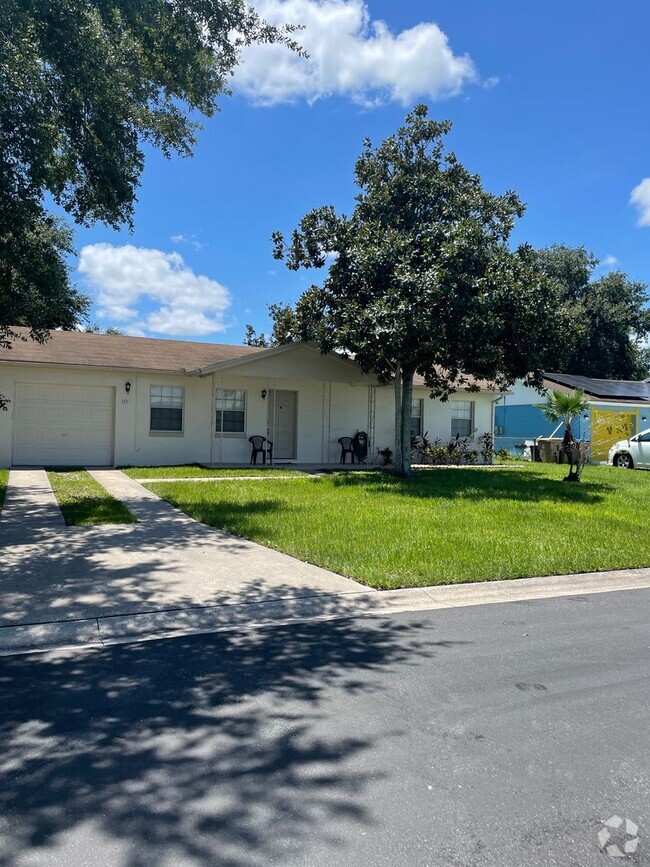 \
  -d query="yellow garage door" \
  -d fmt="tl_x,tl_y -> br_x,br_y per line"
591,408 -> 638,462
13,383 -> 115,466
